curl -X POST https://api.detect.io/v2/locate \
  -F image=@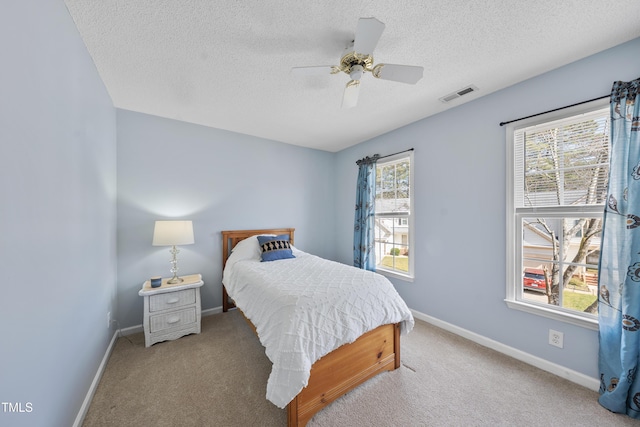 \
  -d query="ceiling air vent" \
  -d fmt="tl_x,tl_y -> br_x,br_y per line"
439,85 -> 479,103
